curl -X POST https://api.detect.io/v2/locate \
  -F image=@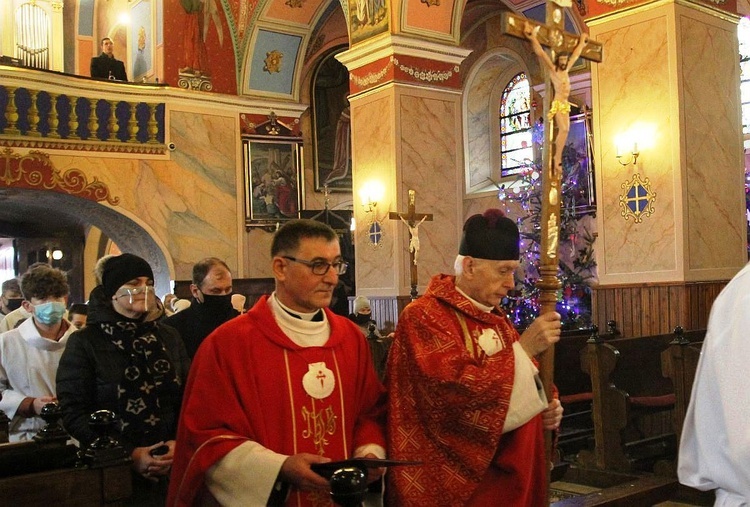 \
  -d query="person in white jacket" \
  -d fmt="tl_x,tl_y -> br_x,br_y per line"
0,263 -> 74,441
678,261 -> 750,505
